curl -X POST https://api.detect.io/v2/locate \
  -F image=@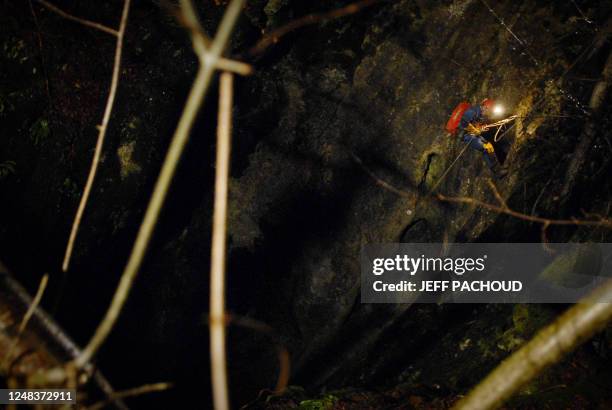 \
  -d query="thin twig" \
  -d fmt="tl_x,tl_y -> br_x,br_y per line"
353,154 -> 612,231
540,221 -> 551,248
530,164 -> 562,217
17,275 -> 49,336
74,0 -> 246,370
178,0 -> 212,46
487,180 -> 508,209
202,313 -> 291,410
226,315 -> 290,394
350,153 -> 413,198
1,274 -> 49,370
62,0 -> 131,272
214,58 -> 253,76
437,192 -> 612,229
86,382 -> 173,410
248,0 -> 384,57
29,0 -> 52,108
37,0 -> 119,36
168,0 -> 252,75
210,71 -> 234,410
452,279 -> 612,410
570,0 -> 596,28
